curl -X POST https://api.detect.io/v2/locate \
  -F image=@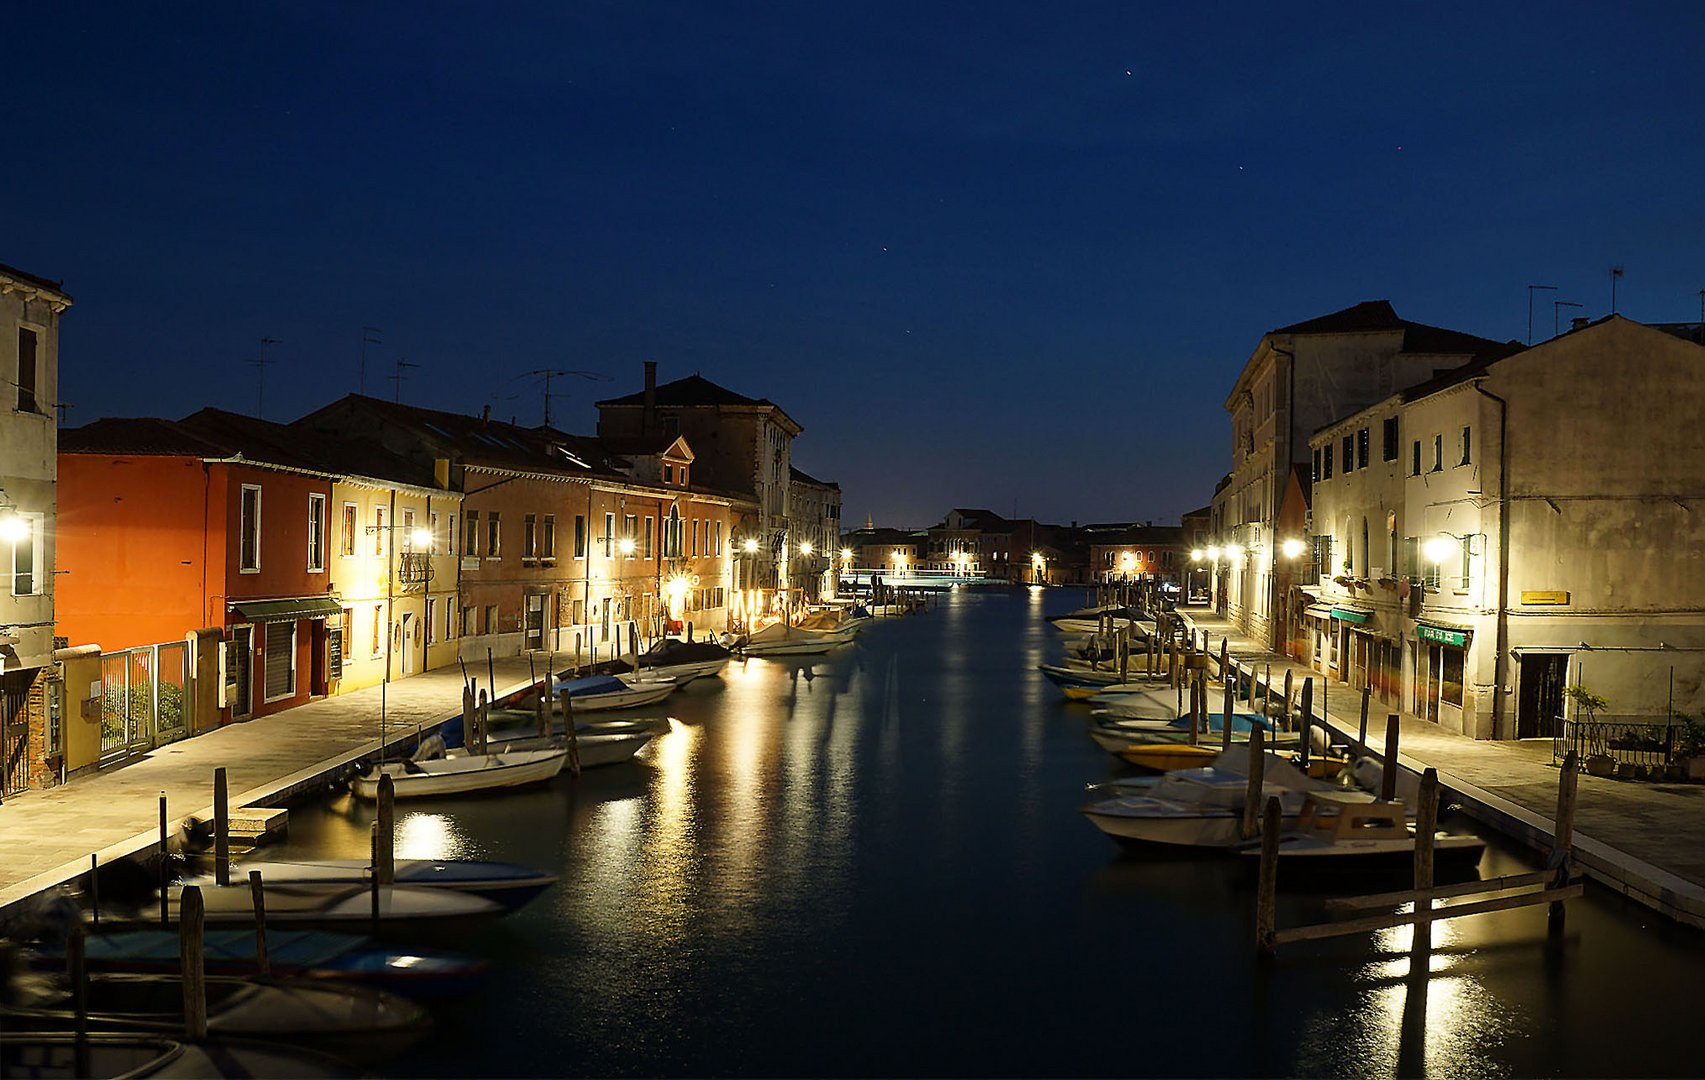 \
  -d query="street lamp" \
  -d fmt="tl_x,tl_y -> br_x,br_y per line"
618,537 -> 636,556
1030,551 -> 1045,585
1280,537 -> 1307,560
